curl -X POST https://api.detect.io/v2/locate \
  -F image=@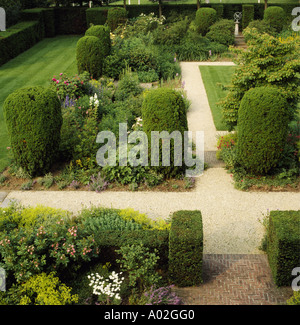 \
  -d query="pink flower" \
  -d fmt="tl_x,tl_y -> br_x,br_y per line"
6,147 -> 11,150
56,80 -> 59,84
52,78 -> 57,82
60,73 -> 63,76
